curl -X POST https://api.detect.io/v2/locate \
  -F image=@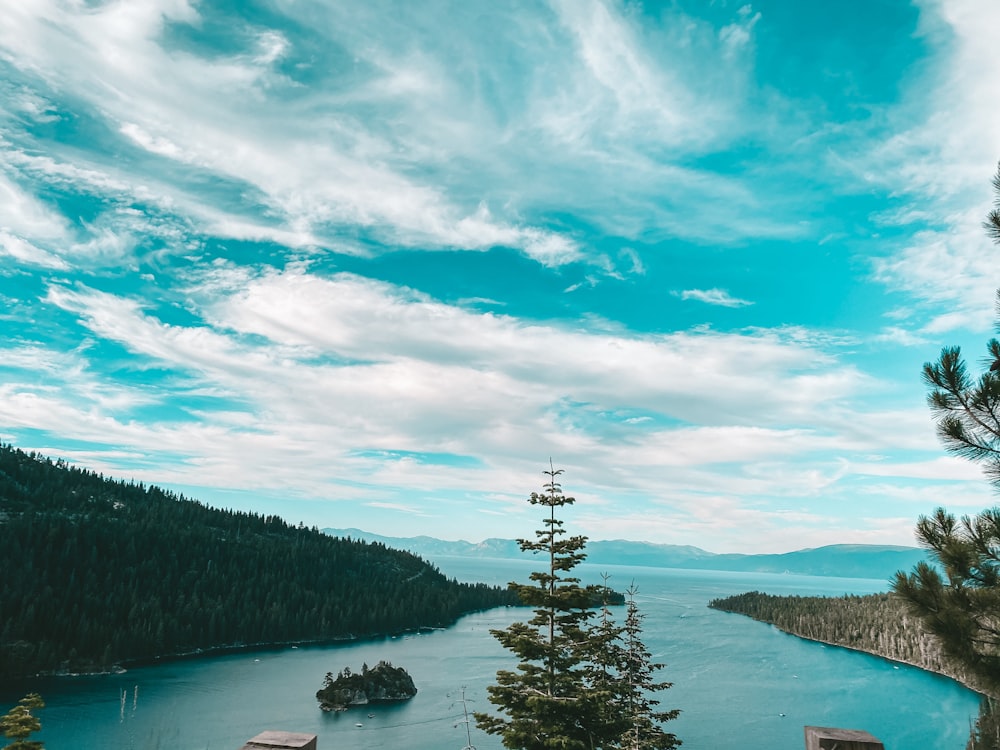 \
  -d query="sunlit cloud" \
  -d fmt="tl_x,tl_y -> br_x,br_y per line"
676,288 -> 754,308
0,0 -> 997,553
861,0 -> 1000,330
